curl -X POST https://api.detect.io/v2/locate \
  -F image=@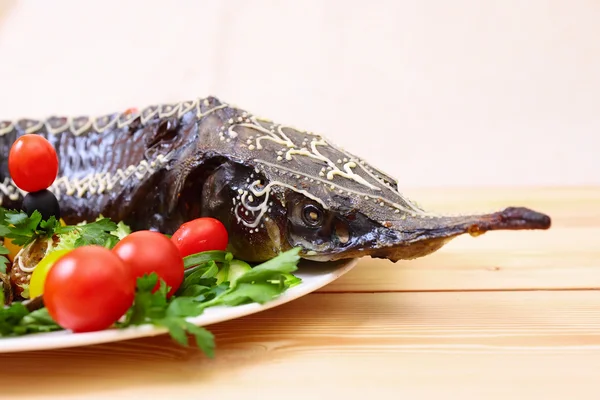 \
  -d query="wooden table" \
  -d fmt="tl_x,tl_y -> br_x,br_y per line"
2,187 -> 599,399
